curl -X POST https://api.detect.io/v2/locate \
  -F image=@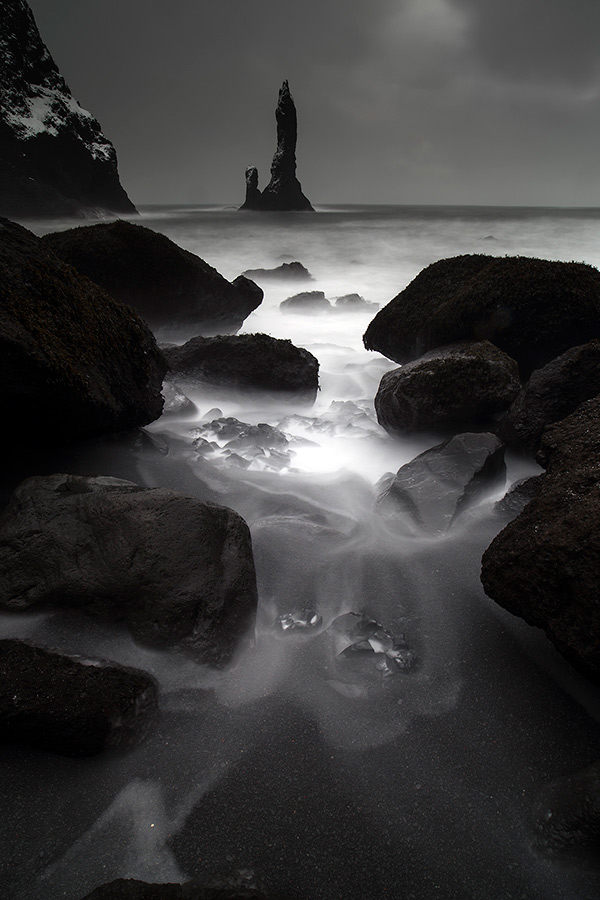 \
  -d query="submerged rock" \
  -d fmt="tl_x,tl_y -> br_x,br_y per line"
239,80 -> 313,212
0,217 -> 167,448
275,609 -> 323,634
328,612 -> 416,679
334,294 -> 379,311
377,432 -> 506,533
532,760 -> 600,866
165,333 -> 319,404
241,261 -> 313,282
0,0 -> 136,218
363,255 -> 600,376
0,474 -> 258,666
0,639 -> 157,757
280,290 -> 331,313
374,341 -> 520,435
43,221 -> 263,333
498,340 -> 600,454
481,396 -> 600,682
